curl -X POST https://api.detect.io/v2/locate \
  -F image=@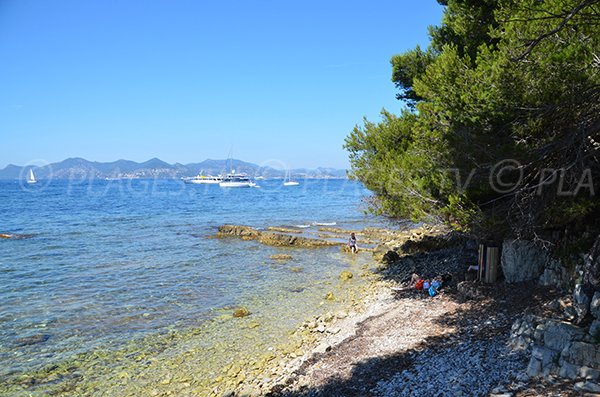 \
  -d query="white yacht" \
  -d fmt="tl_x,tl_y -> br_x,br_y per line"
27,169 -> 37,184
219,171 -> 256,188
184,174 -> 222,184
